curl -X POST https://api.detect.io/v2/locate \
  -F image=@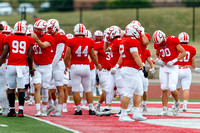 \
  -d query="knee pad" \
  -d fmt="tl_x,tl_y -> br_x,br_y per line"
42,88 -> 49,102
106,91 -> 113,105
